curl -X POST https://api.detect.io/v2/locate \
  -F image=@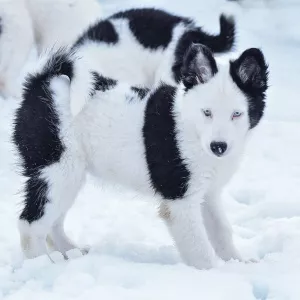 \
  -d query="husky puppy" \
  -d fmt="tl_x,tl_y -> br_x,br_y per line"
70,8 -> 236,115
13,44 -> 268,269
